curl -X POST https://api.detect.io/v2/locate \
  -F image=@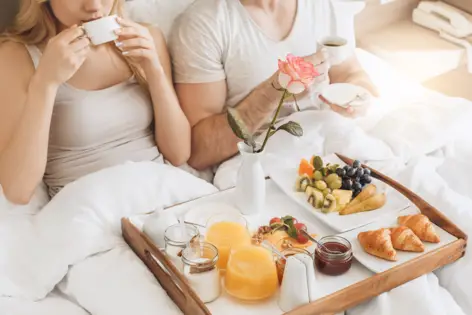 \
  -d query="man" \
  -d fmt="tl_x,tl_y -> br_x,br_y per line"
169,0 -> 378,171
